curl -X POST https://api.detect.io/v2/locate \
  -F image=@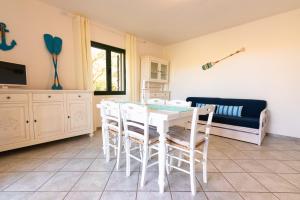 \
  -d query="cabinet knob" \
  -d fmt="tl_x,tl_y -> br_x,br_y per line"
34,120 -> 37,123
68,116 -> 70,119
48,95 -> 52,98
78,95 -> 81,98
6,96 -> 11,100
26,120 -> 29,123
